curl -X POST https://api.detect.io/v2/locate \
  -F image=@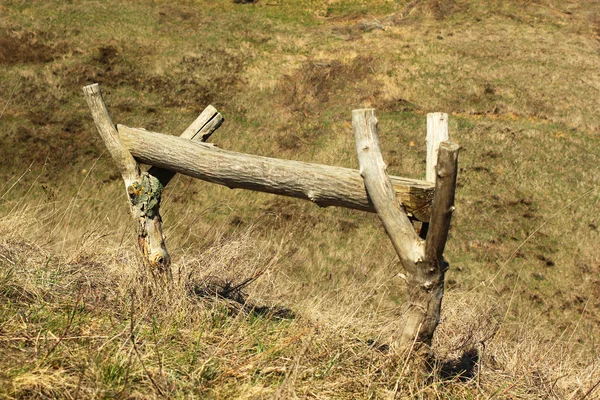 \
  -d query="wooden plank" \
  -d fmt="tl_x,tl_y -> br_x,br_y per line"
179,105 -> 224,142
117,125 -> 435,221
